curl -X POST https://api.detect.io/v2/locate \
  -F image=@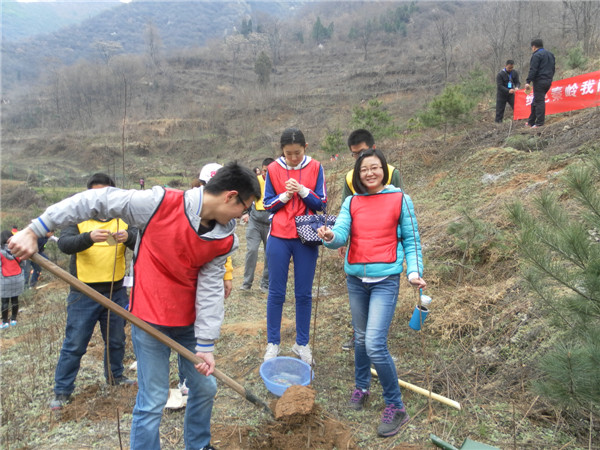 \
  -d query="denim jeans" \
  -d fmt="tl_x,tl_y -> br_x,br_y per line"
130,324 -> 217,450
266,236 -> 318,346
347,274 -> 403,408
242,211 -> 270,289
54,287 -> 129,395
